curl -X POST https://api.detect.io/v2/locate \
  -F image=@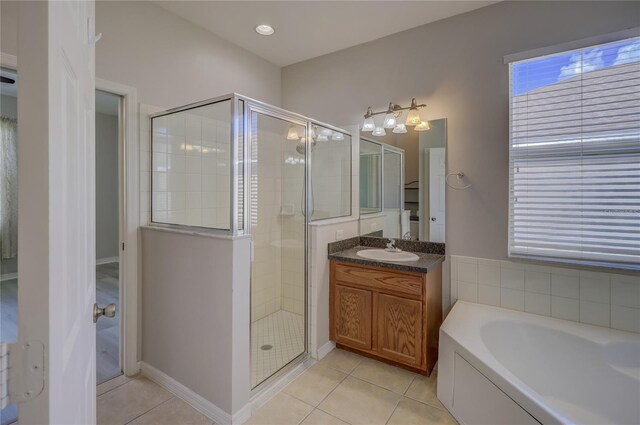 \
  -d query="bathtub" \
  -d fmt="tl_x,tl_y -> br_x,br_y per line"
437,301 -> 640,425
